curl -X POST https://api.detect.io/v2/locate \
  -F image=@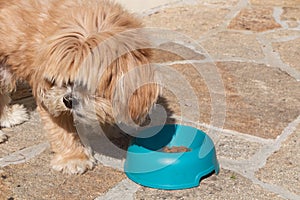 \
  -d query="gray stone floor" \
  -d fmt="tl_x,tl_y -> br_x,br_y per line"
1,0 -> 300,199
